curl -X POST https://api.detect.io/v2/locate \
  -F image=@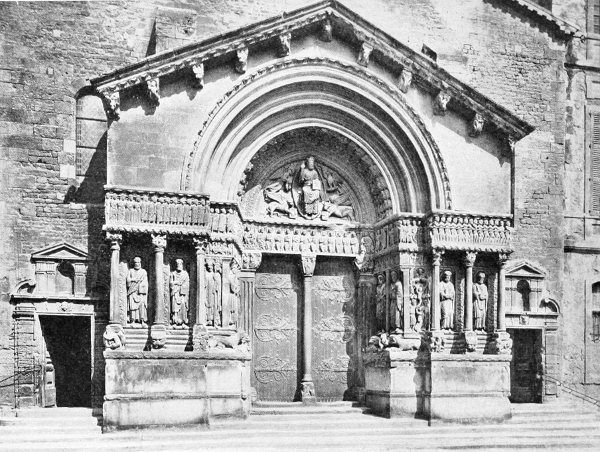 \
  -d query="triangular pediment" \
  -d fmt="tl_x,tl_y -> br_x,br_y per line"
31,242 -> 89,262
505,260 -> 547,279
90,0 -> 533,141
